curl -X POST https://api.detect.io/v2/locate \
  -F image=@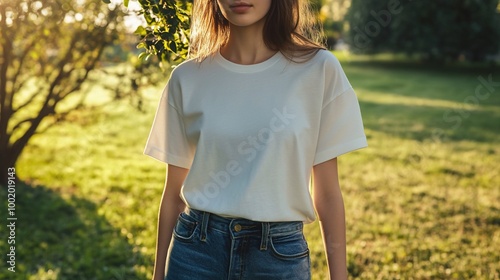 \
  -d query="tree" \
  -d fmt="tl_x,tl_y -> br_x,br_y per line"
346,0 -> 500,62
0,0 -> 124,185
